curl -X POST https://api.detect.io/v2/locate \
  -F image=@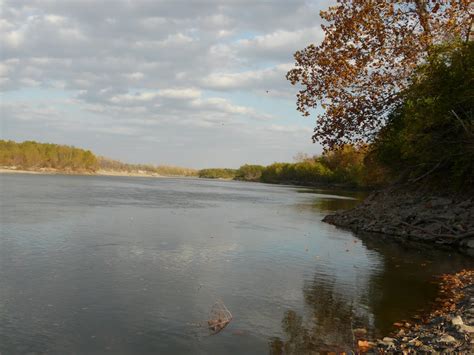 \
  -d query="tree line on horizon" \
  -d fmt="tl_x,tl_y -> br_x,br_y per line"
97,156 -> 198,176
0,140 -> 99,172
199,144 -> 378,188
0,139 -> 374,187
0,140 -> 198,176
